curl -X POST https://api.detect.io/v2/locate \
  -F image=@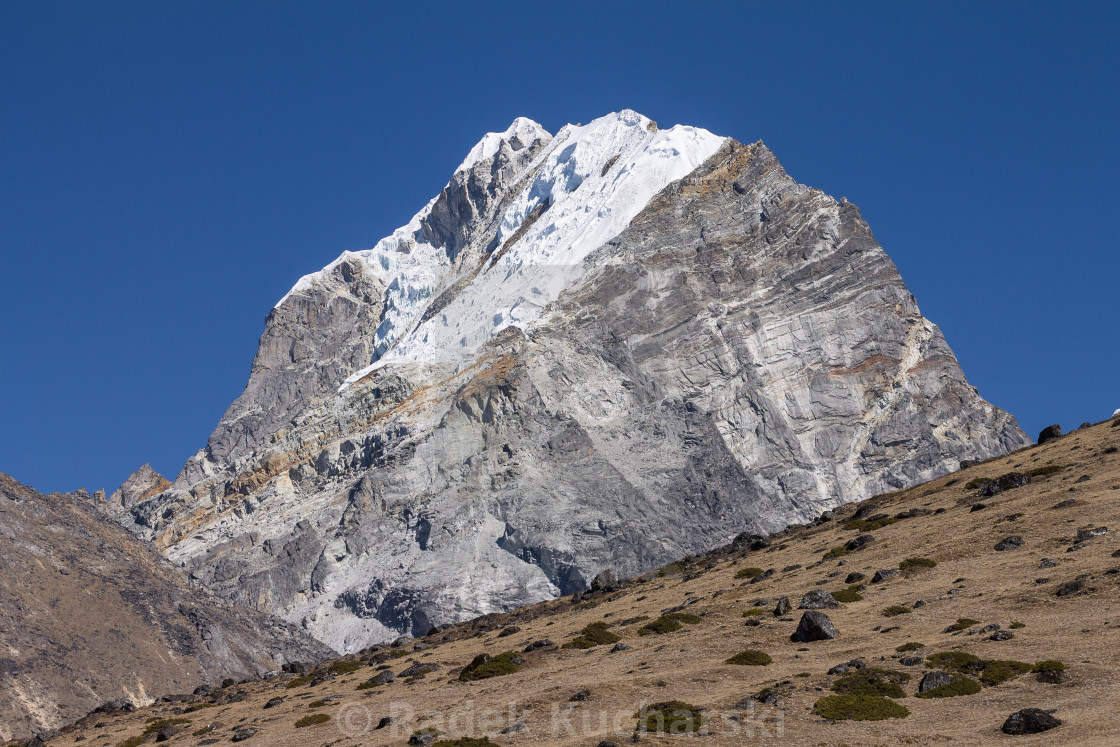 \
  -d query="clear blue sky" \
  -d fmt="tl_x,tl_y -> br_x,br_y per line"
1,1 -> 1116,495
